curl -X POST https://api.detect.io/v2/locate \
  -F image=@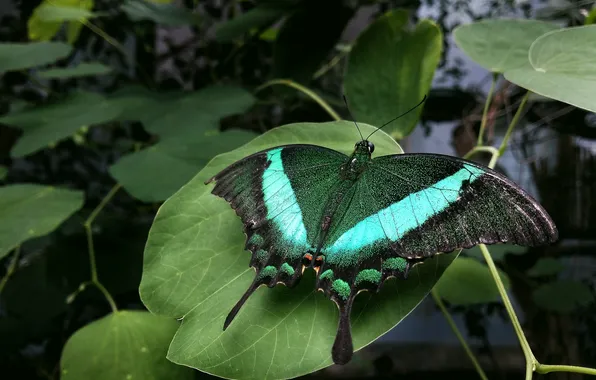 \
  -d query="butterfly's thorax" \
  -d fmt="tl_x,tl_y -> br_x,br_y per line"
339,145 -> 371,180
